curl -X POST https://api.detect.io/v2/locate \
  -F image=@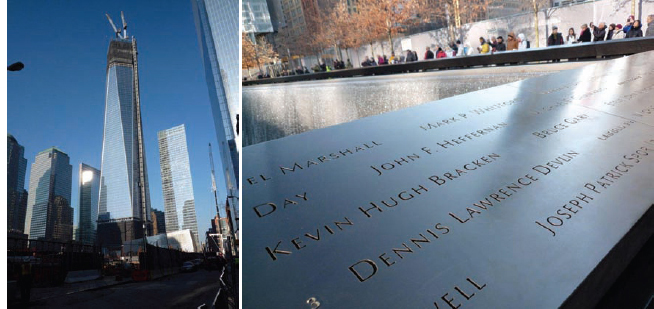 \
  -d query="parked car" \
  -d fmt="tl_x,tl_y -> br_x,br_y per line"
181,261 -> 196,272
